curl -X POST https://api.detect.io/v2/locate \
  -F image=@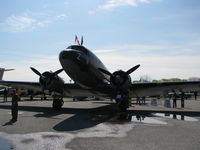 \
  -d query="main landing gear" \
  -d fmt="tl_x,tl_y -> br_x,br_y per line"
52,97 -> 64,111
115,91 -> 131,120
119,99 -> 129,112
